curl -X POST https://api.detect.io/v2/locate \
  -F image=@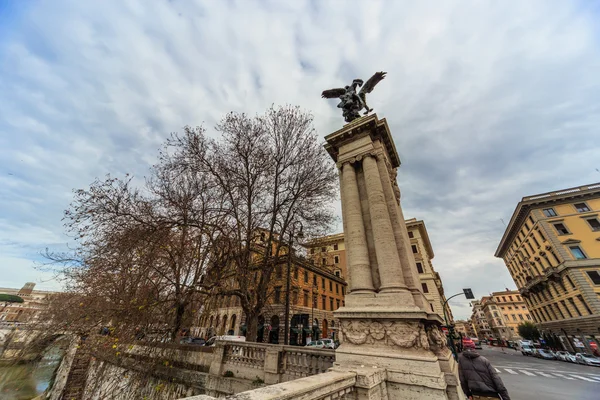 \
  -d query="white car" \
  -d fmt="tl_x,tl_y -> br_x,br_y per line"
205,335 -> 246,347
575,353 -> 600,367
305,340 -> 334,350
319,338 -> 336,349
